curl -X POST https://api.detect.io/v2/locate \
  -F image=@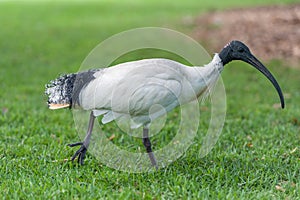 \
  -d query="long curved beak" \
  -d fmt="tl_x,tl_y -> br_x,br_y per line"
242,54 -> 285,109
